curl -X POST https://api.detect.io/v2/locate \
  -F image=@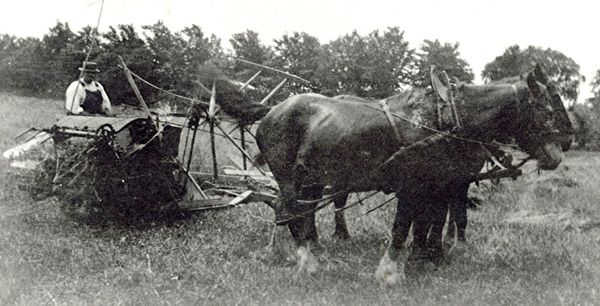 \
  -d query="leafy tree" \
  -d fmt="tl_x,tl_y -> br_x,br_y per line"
0,35 -> 46,94
568,102 -> 600,149
98,24 -> 156,105
588,69 -> 600,109
319,30 -> 369,96
40,22 -> 75,60
230,30 -> 273,66
362,27 -> 415,97
17,21 -> 76,96
410,39 -> 474,87
0,34 -> 19,91
571,72 -> 600,149
142,21 -> 186,97
272,32 -> 322,95
229,30 -> 276,102
482,45 -> 584,102
179,25 -> 225,98
319,27 -> 414,98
